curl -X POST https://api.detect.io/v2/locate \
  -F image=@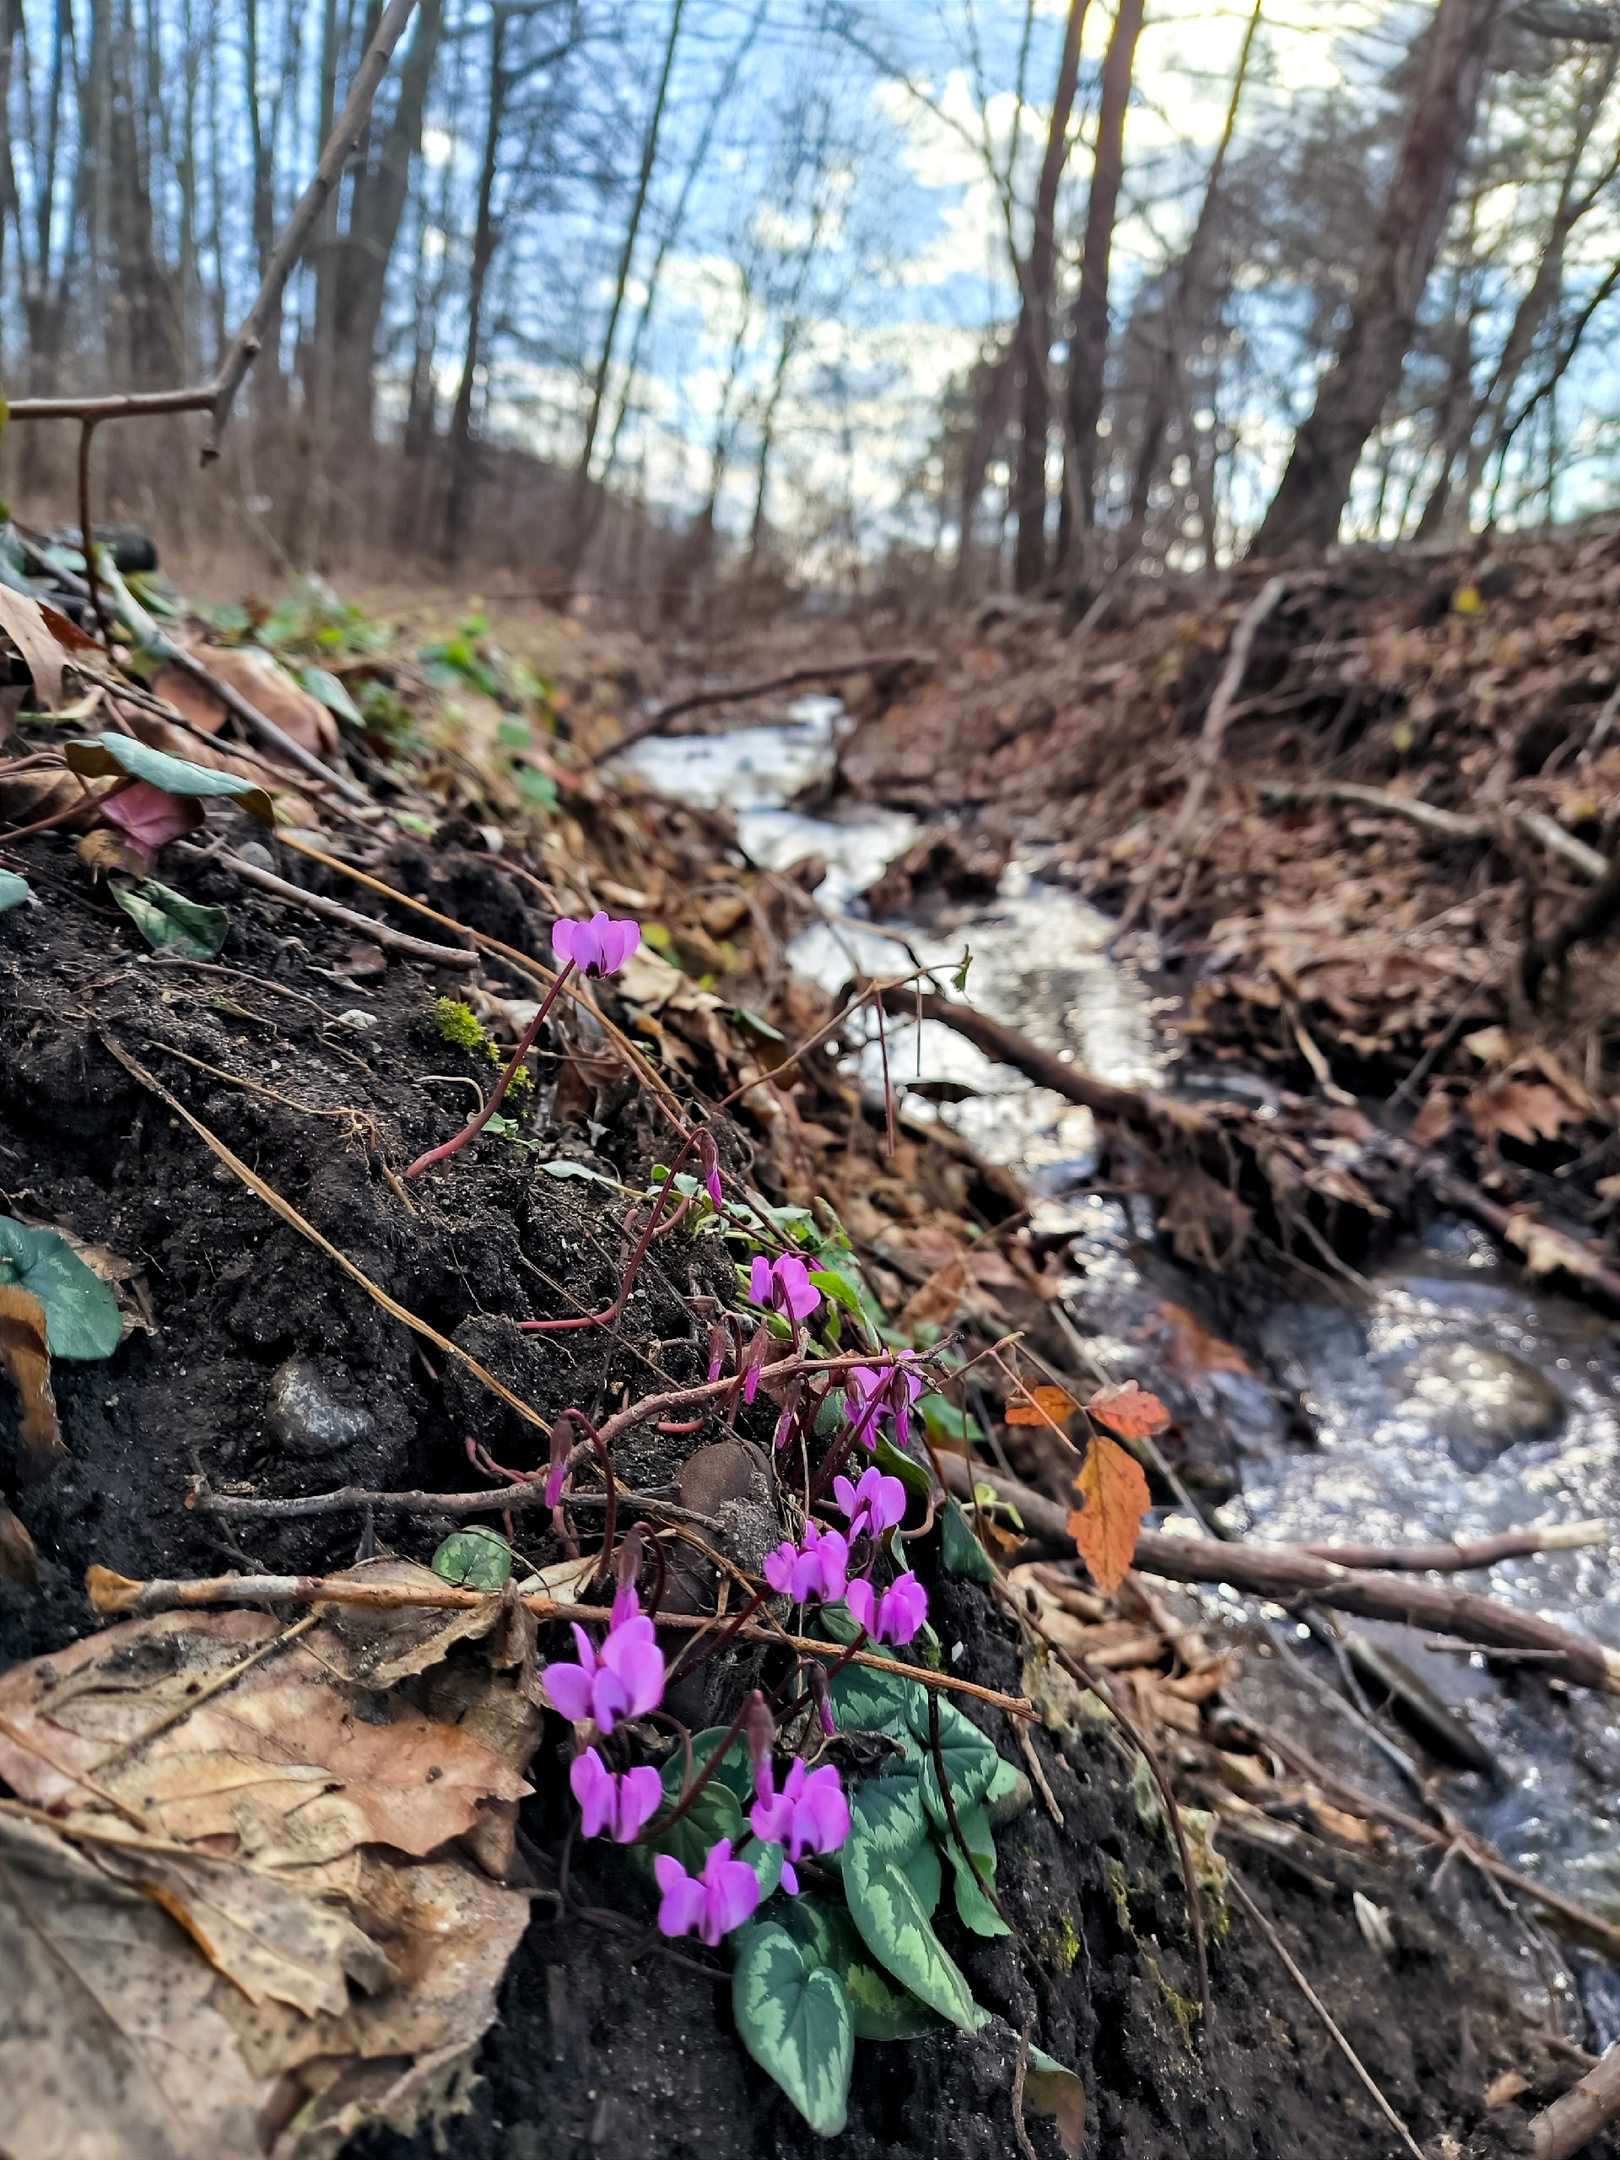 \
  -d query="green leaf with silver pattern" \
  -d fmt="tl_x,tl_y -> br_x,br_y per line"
733,1921 -> 853,2137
